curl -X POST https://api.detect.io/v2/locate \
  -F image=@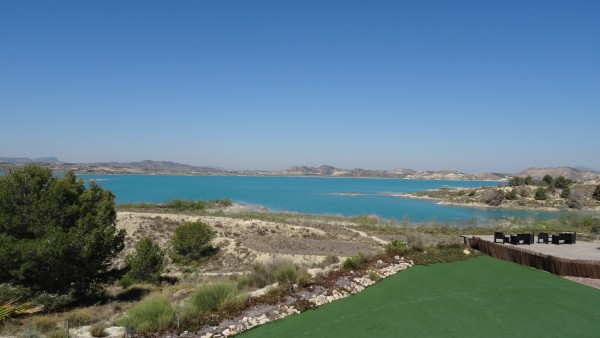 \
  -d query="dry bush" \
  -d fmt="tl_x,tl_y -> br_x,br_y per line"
485,190 -> 504,206
341,252 -> 368,271
32,316 -> 59,332
65,308 -> 97,327
45,328 -> 65,338
117,295 -> 175,333
368,271 -> 381,282
405,231 -> 424,250
90,322 -> 108,337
